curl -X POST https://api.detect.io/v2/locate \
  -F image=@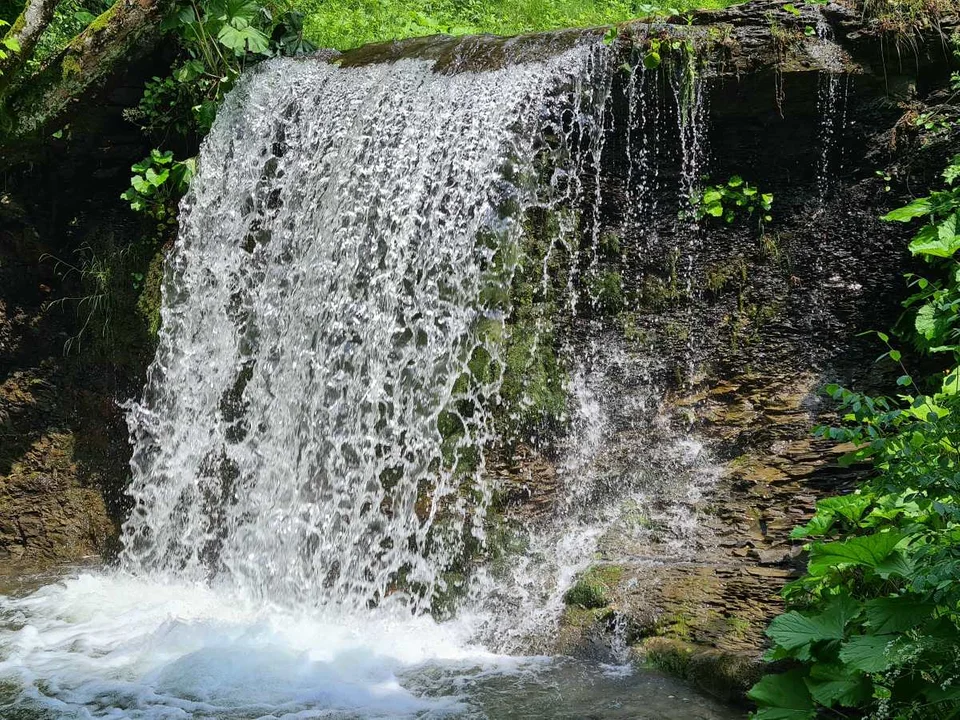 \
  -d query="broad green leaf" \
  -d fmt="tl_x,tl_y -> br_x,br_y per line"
838,634 -> 895,673
863,596 -> 931,634
818,494 -> 872,523
150,149 -> 174,164
279,29 -> 316,56
642,51 -> 661,69
874,550 -> 915,580
131,175 -> 150,193
3,36 -> 20,52
144,168 -> 169,187
903,398 -> 949,421
767,594 -> 859,649
791,512 -> 835,539
806,664 -> 871,707
210,0 -> 259,23
883,198 -> 932,222
174,59 -> 205,83
748,671 -> 815,719
727,175 -> 744,187
908,216 -> 960,258
807,532 -> 903,575
702,189 -> 722,204
218,22 -> 270,54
